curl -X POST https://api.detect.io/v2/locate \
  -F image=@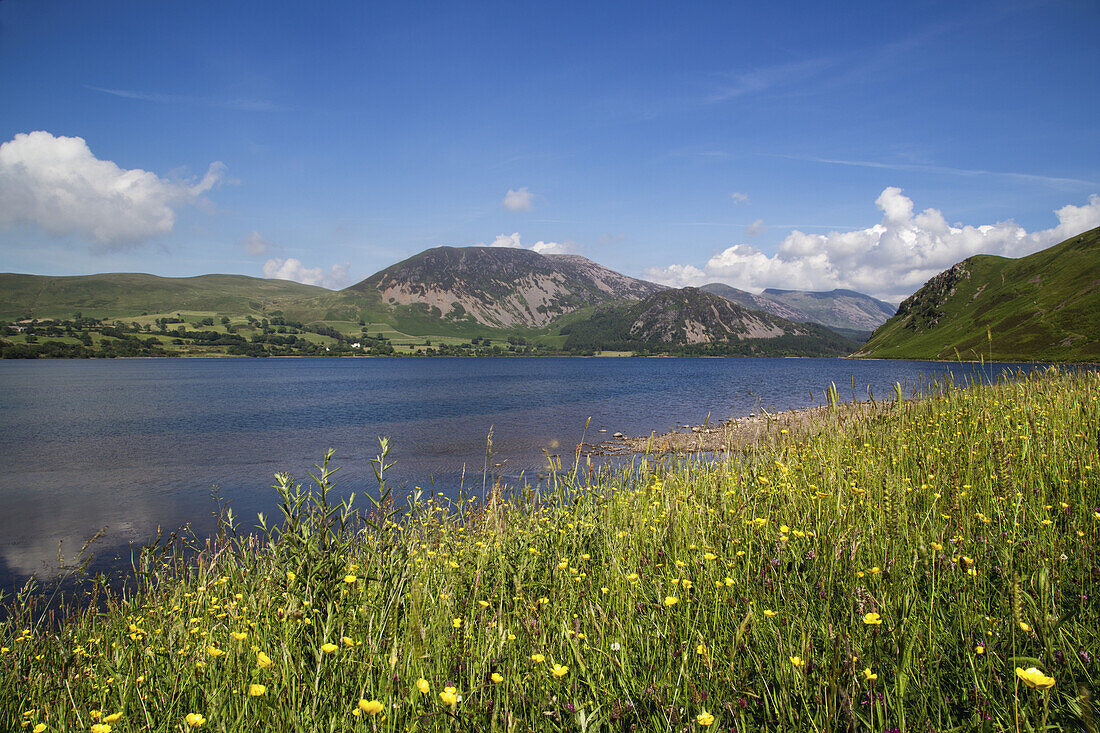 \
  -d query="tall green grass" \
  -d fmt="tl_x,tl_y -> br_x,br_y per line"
2,368 -> 1098,731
